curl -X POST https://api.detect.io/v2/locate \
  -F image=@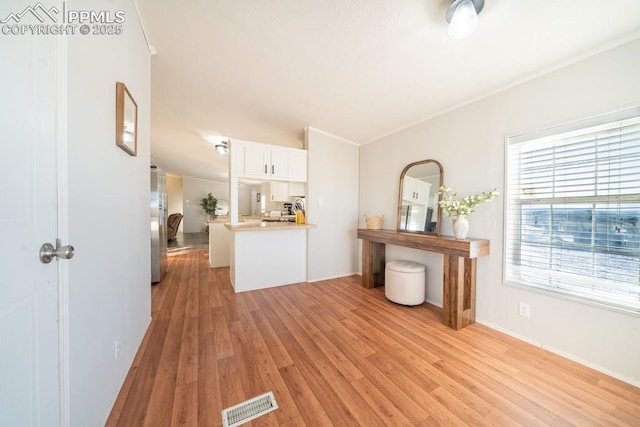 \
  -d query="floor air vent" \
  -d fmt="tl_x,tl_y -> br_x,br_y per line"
221,391 -> 278,427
